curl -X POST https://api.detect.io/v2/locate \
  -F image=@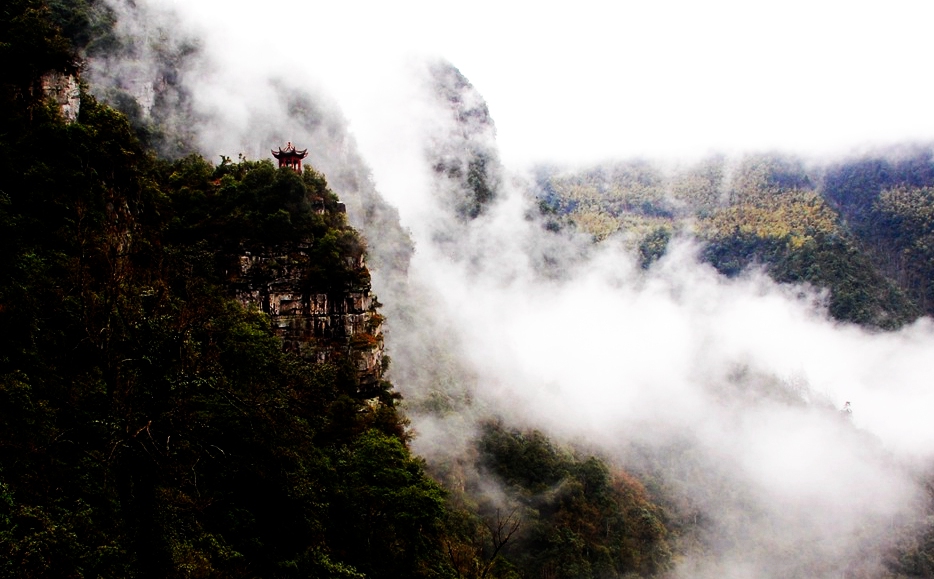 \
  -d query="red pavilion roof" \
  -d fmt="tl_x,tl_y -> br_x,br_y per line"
271,142 -> 308,159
